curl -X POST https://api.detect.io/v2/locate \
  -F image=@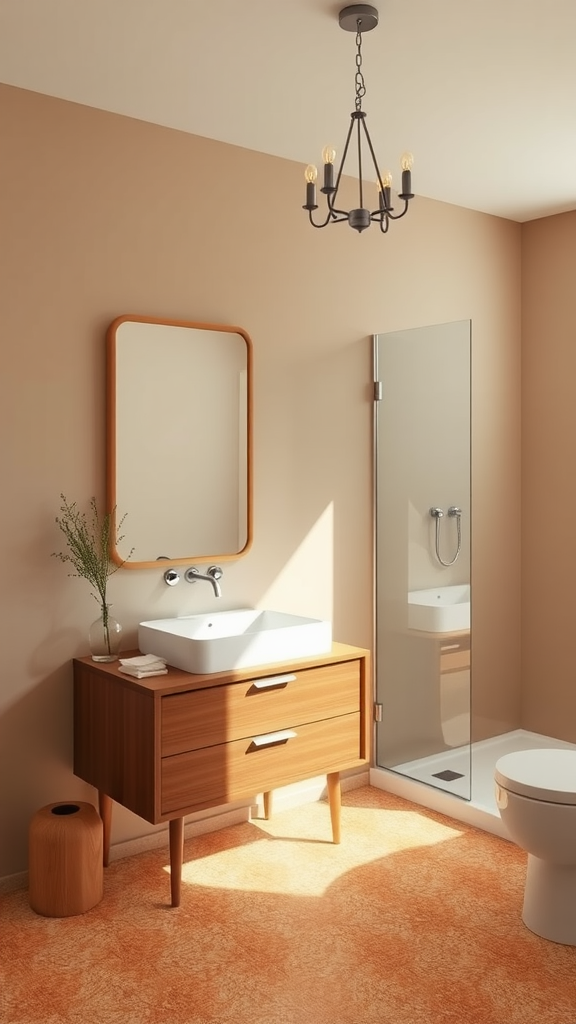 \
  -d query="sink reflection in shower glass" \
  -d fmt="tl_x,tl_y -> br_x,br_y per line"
408,584 -> 470,633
